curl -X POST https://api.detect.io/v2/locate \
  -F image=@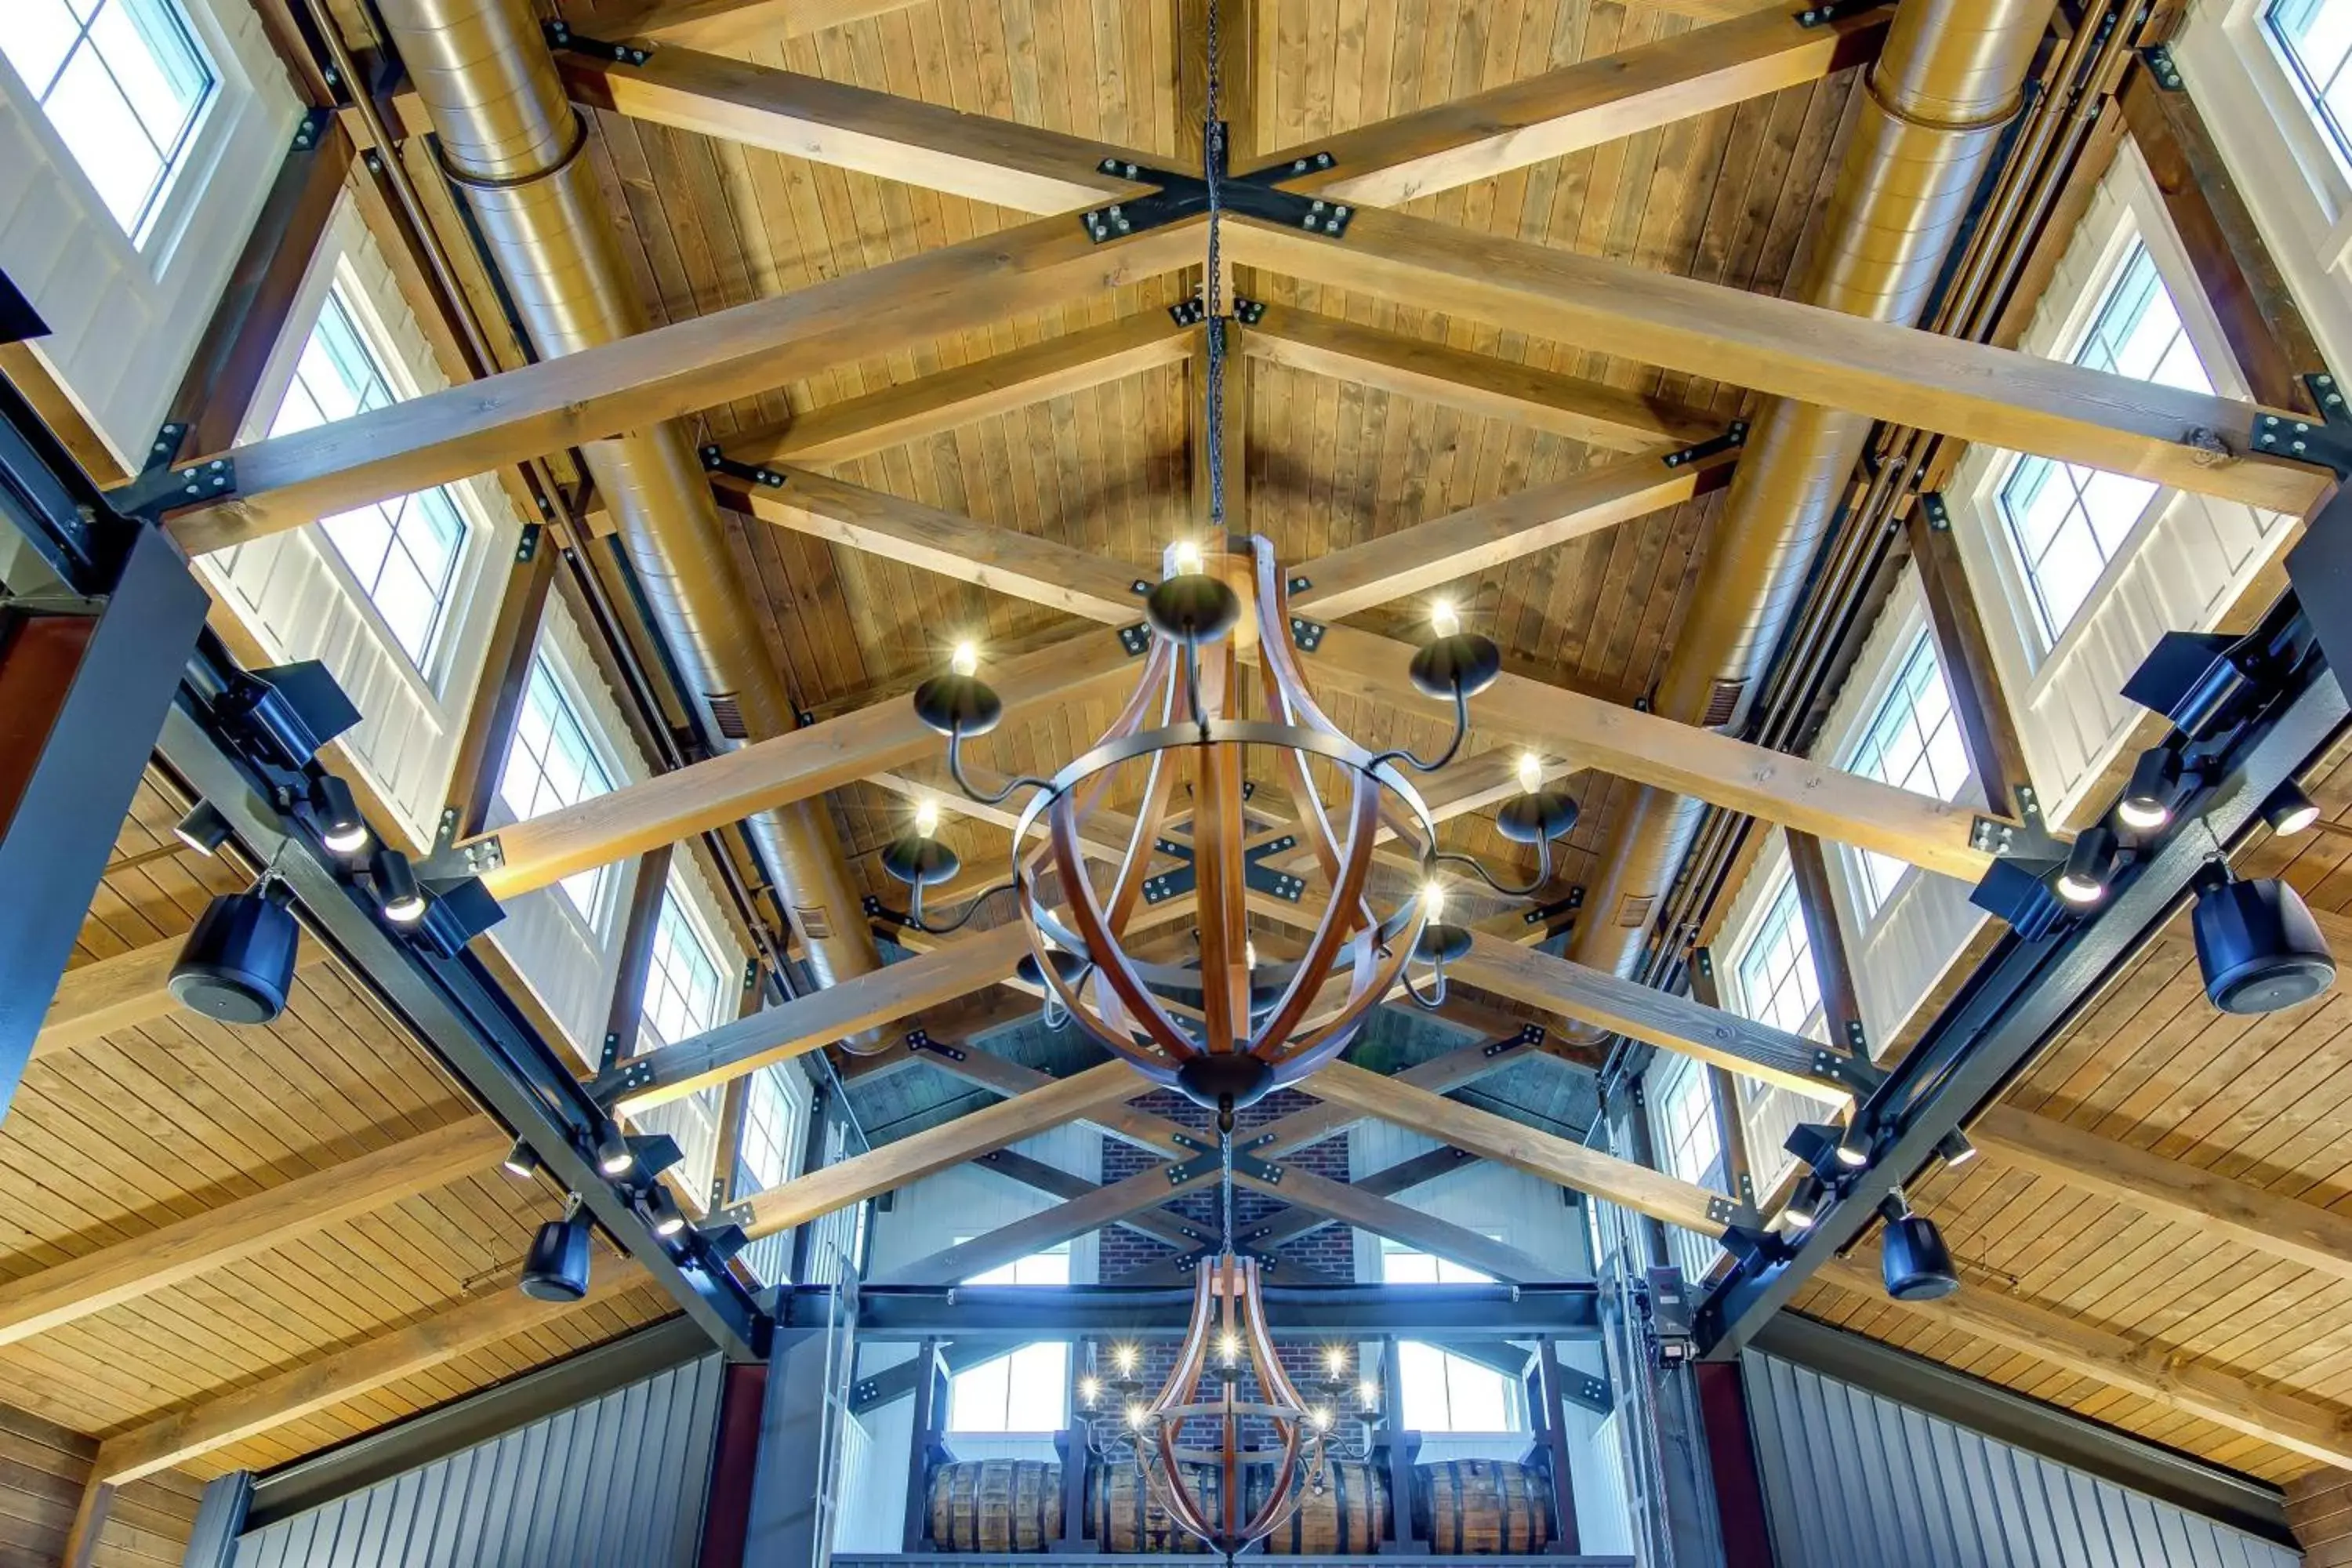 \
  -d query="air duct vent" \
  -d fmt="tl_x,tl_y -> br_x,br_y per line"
1700,678 -> 1746,730
707,692 -> 750,740
1615,895 -> 1655,930
797,904 -> 834,940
